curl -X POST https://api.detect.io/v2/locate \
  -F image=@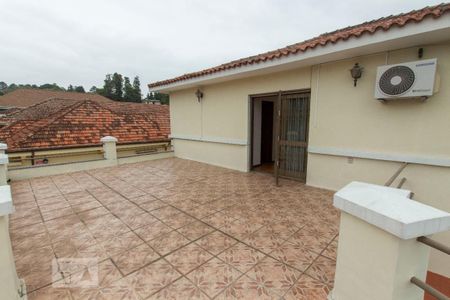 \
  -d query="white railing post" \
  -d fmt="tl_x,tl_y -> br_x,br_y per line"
0,143 -> 9,185
330,181 -> 450,300
0,143 -> 25,299
101,136 -> 118,165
